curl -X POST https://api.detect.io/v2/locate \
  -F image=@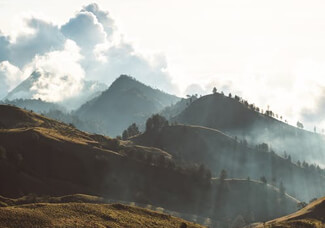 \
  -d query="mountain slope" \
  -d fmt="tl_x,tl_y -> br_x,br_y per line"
253,197 -> 325,228
173,93 -> 325,168
0,105 -> 299,226
77,75 -> 180,136
132,124 -> 325,202
0,194 -> 203,228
